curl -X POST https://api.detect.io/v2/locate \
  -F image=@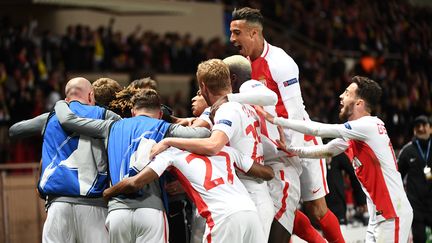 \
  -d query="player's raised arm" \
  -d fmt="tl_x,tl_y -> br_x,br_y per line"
54,100 -> 114,138
103,167 -> 159,200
